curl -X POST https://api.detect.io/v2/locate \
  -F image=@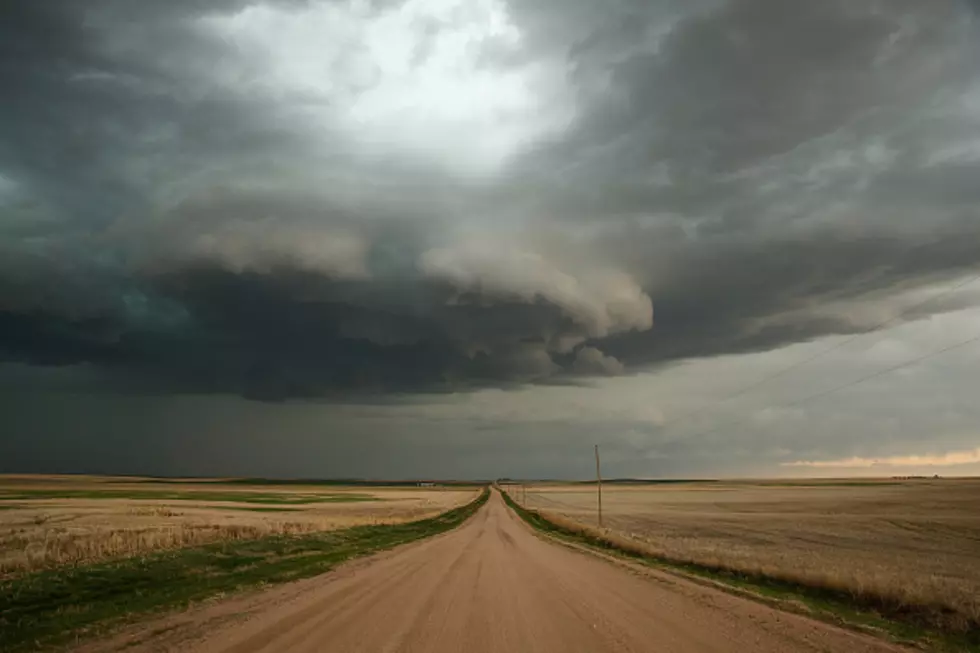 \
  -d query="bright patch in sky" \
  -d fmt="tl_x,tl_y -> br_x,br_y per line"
203,0 -> 569,172
783,446 -> 980,468
0,173 -> 17,198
